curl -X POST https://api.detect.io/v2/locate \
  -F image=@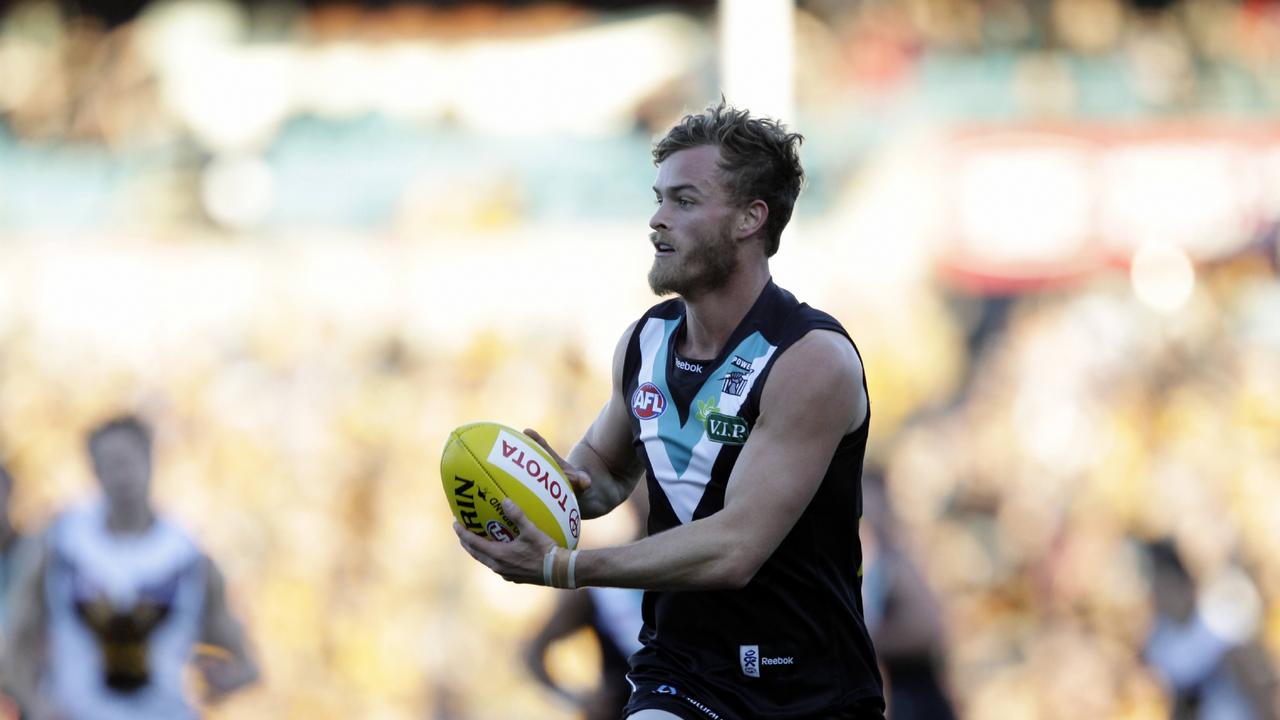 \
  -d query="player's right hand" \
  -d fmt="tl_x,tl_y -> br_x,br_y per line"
454,499 -> 554,585
523,428 -> 592,495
